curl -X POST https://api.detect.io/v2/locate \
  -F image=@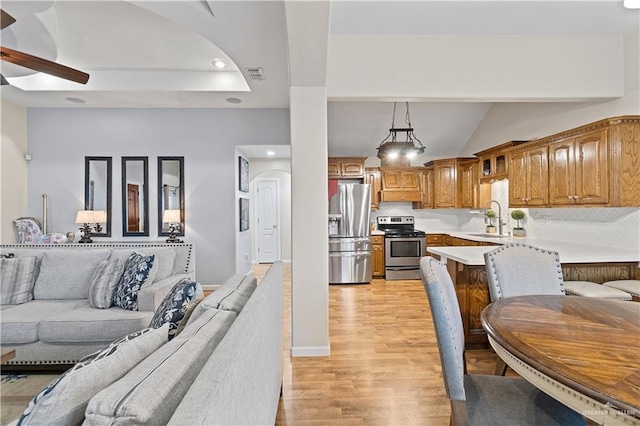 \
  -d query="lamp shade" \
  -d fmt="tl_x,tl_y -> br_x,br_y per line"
93,210 -> 107,223
624,0 -> 640,8
163,209 -> 181,223
75,210 -> 95,224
